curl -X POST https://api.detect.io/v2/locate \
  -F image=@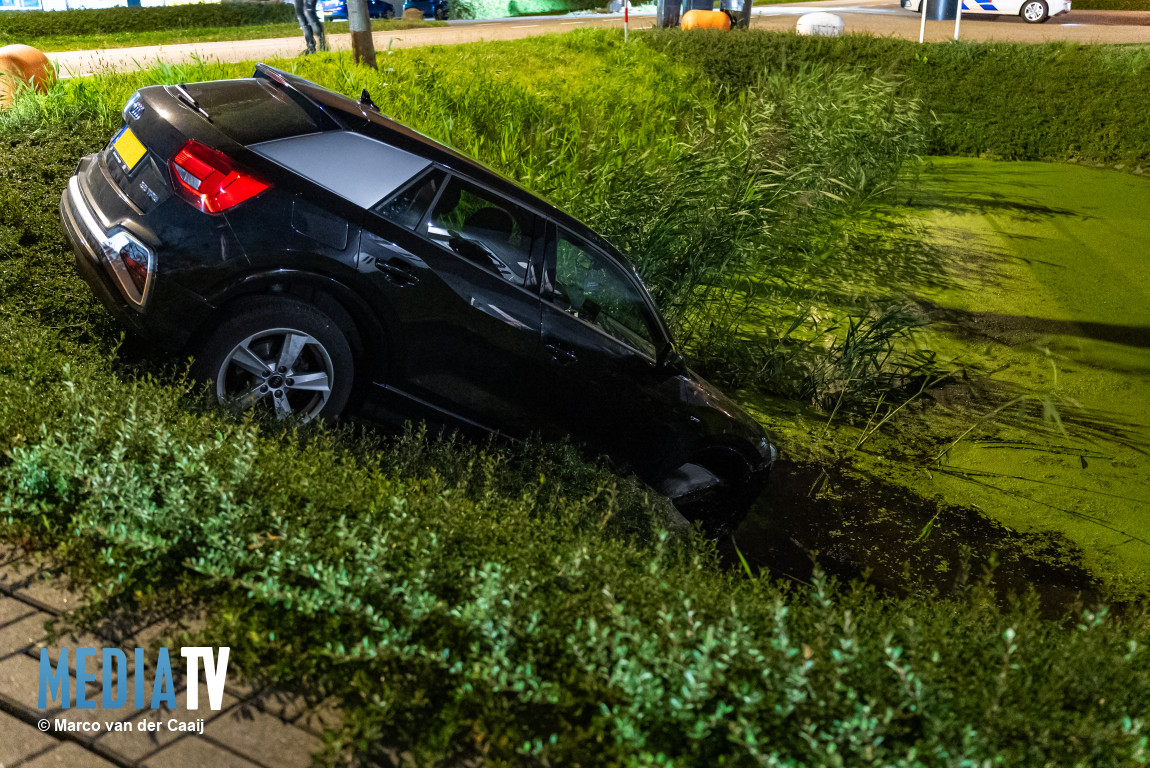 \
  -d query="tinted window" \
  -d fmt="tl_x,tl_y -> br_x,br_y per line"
551,230 -> 658,358
423,177 -> 536,285
375,169 -> 445,229
184,79 -> 321,145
